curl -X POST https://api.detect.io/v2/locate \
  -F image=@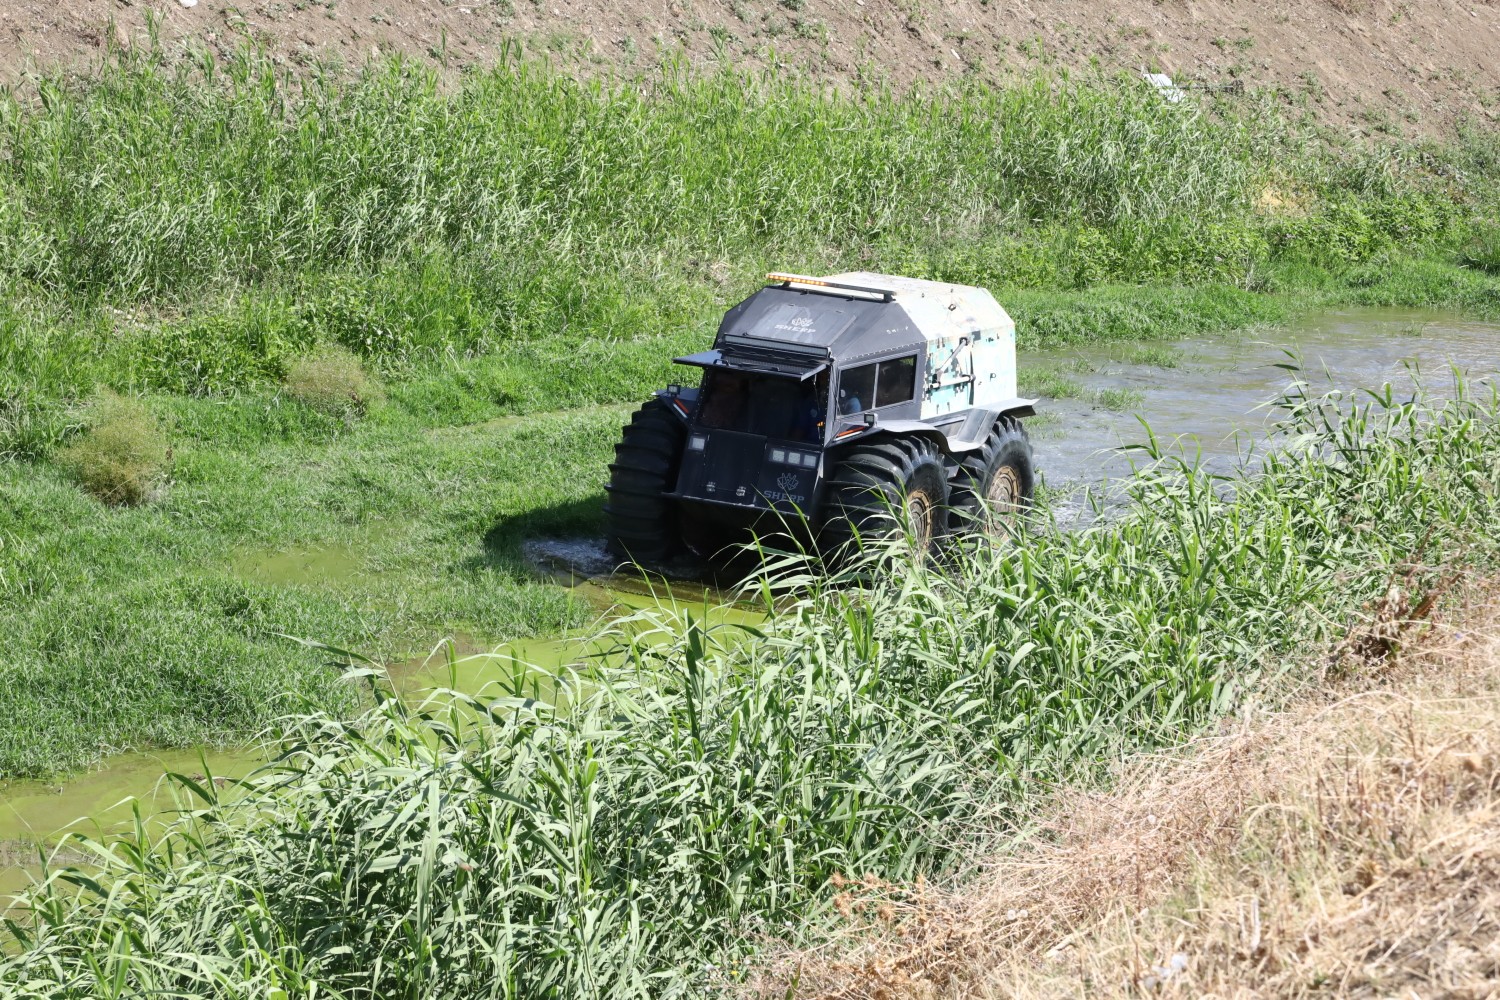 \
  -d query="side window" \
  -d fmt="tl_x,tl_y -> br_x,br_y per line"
838,356 -> 918,415
875,355 -> 916,407
837,363 -> 877,416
